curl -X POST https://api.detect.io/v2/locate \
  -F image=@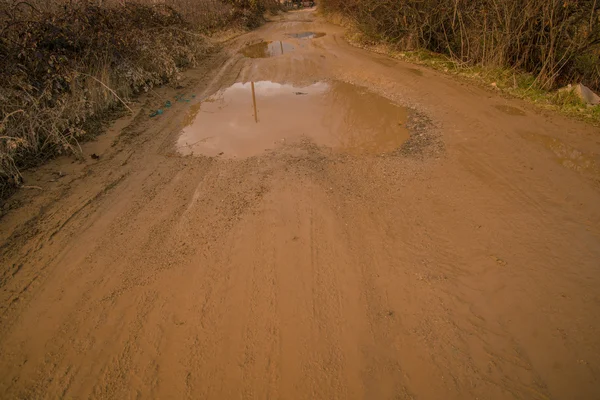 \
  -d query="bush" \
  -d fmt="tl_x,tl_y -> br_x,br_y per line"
321,0 -> 600,91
